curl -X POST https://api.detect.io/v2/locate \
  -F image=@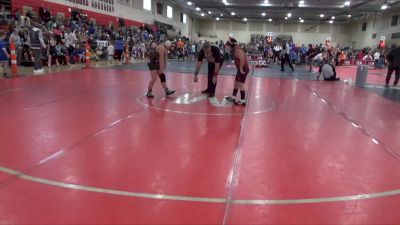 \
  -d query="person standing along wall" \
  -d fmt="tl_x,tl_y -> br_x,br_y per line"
65,28 -> 78,65
9,29 -> 22,65
0,31 -> 10,78
28,23 -> 46,74
385,45 -> 400,87
115,38 -> 125,62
